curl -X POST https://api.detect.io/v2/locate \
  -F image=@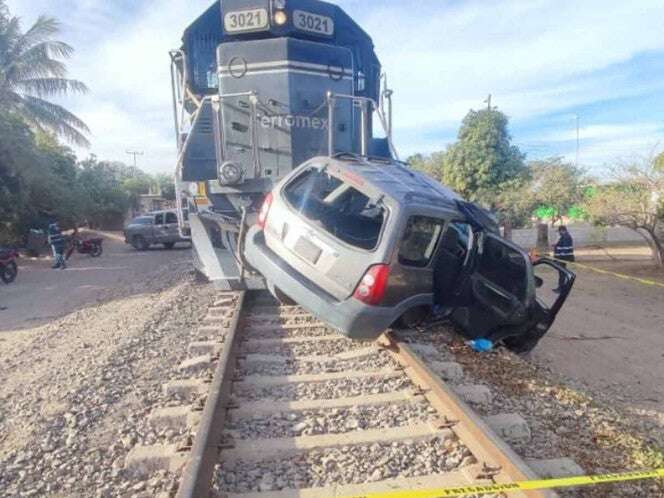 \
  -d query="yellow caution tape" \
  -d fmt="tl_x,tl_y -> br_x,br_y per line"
343,468 -> 664,498
549,257 -> 664,289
